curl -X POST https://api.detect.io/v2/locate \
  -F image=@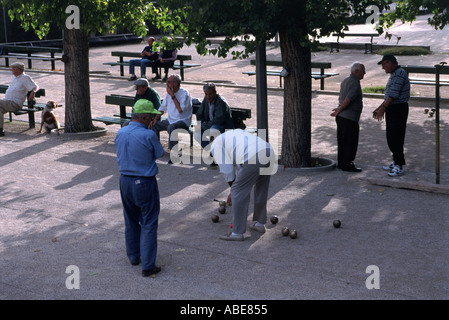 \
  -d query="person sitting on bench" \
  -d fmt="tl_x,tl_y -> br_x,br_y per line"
0,62 -> 39,137
151,48 -> 178,82
152,74 -> 192,163
128,37 -> 159,81
194,82 -> 234,149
